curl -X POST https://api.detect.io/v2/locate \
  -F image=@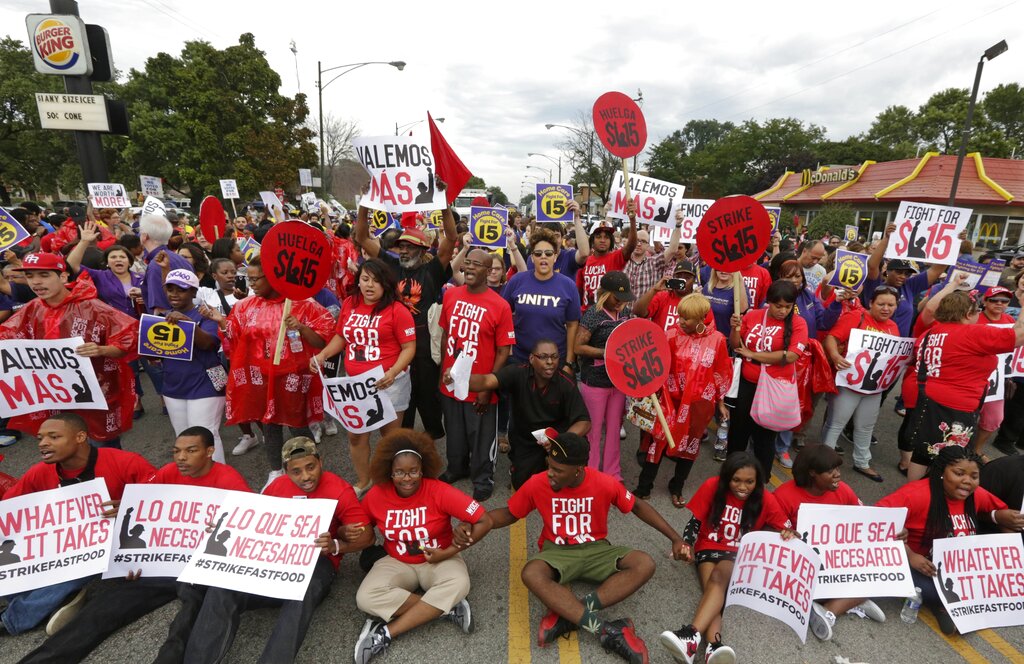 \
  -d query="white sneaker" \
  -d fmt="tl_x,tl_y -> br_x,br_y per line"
659,625 -> 700,664
232,433 -> 260,456
619,426 -> 627,439
262,469 -> 284,492
310,421 -> 323,443
324,419 -> 338,436
776,452 -> 794,469
810,602 -> 835,641
705,638 -> 736,664
45,588 -> 87,635
848,599 -> 886,623
444,598 -> 474,633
